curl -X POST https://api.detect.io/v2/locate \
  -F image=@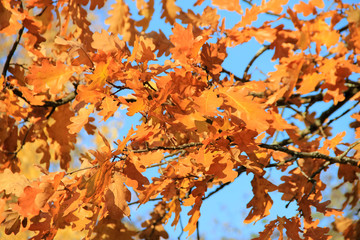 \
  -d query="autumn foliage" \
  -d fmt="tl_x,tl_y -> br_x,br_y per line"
1,0 -> 360,239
